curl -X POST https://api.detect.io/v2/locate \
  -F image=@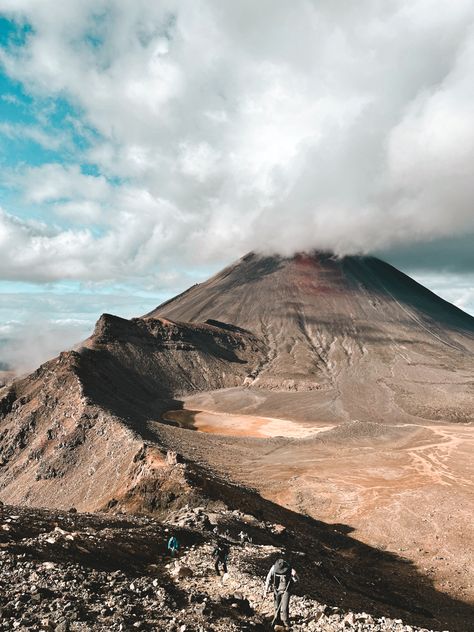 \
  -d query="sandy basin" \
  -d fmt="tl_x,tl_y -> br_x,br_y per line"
162,408 -> 334,438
